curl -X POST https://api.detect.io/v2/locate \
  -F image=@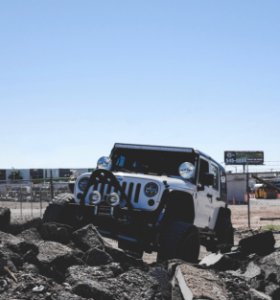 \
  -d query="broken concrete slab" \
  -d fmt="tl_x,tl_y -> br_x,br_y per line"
72,224 -> 105,251
177,263 -> 228,300
259,249 -> 280,282
105,245 -> 148,271
17,227 -> 42,244
36,241 -> 84,281
66,263 -> 124,284
72,279 -> 115,300
108,268 -> 163,300
199,252 -> 240,271
0,230 -> 38,257
248,288 -> 272,300
83,247 -> 113,266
